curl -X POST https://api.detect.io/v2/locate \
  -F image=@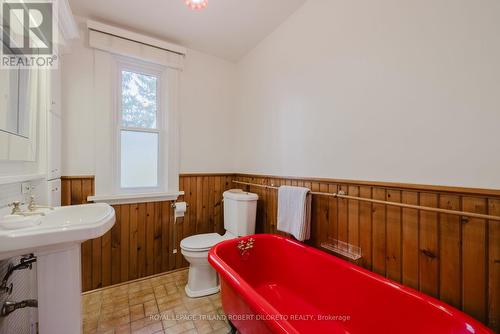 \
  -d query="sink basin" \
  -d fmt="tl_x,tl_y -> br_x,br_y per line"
0,214 -> 42,230
0,203 -> 115,259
